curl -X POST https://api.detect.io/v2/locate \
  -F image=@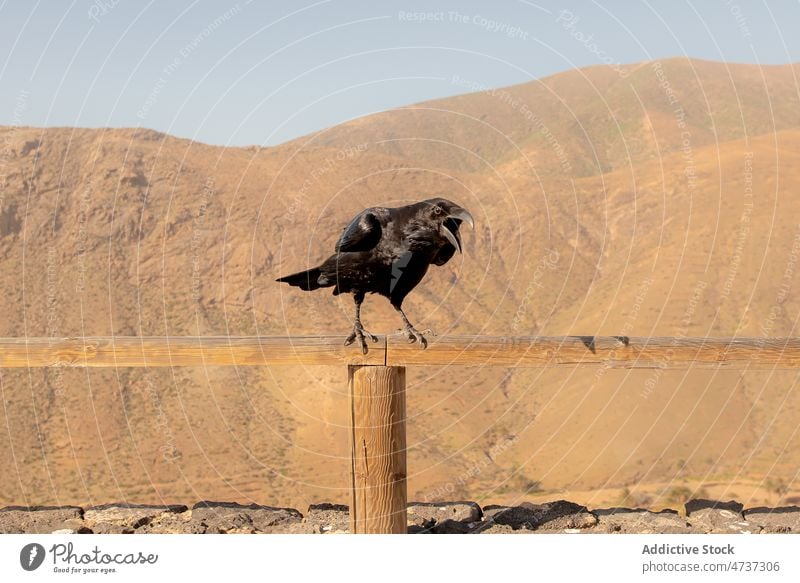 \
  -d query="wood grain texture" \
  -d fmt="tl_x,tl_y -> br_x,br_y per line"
349,365 -> 407,534
2,336 -> 800,368
386,335 -> 800,368
0,336 -> 384,367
